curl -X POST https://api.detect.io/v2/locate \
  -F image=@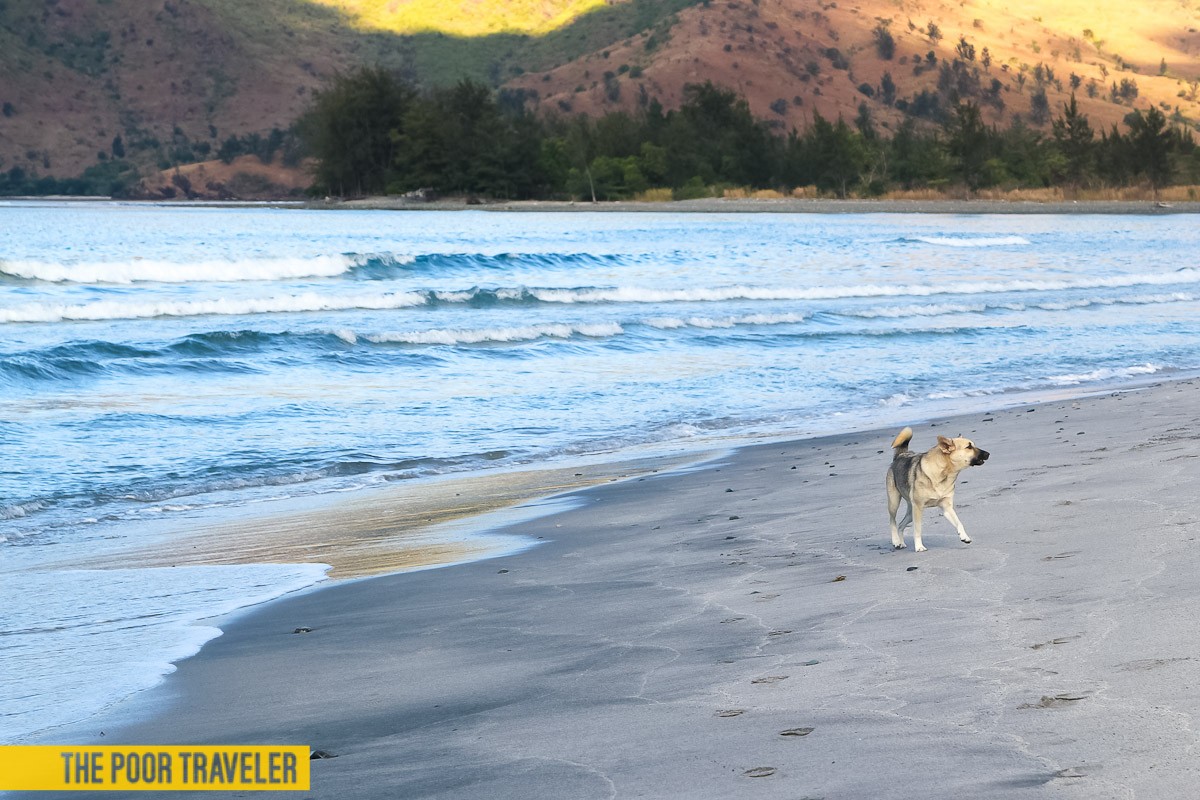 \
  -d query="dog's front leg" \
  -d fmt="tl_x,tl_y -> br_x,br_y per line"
939,499 -> 971,544
911,504 -> 927,552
